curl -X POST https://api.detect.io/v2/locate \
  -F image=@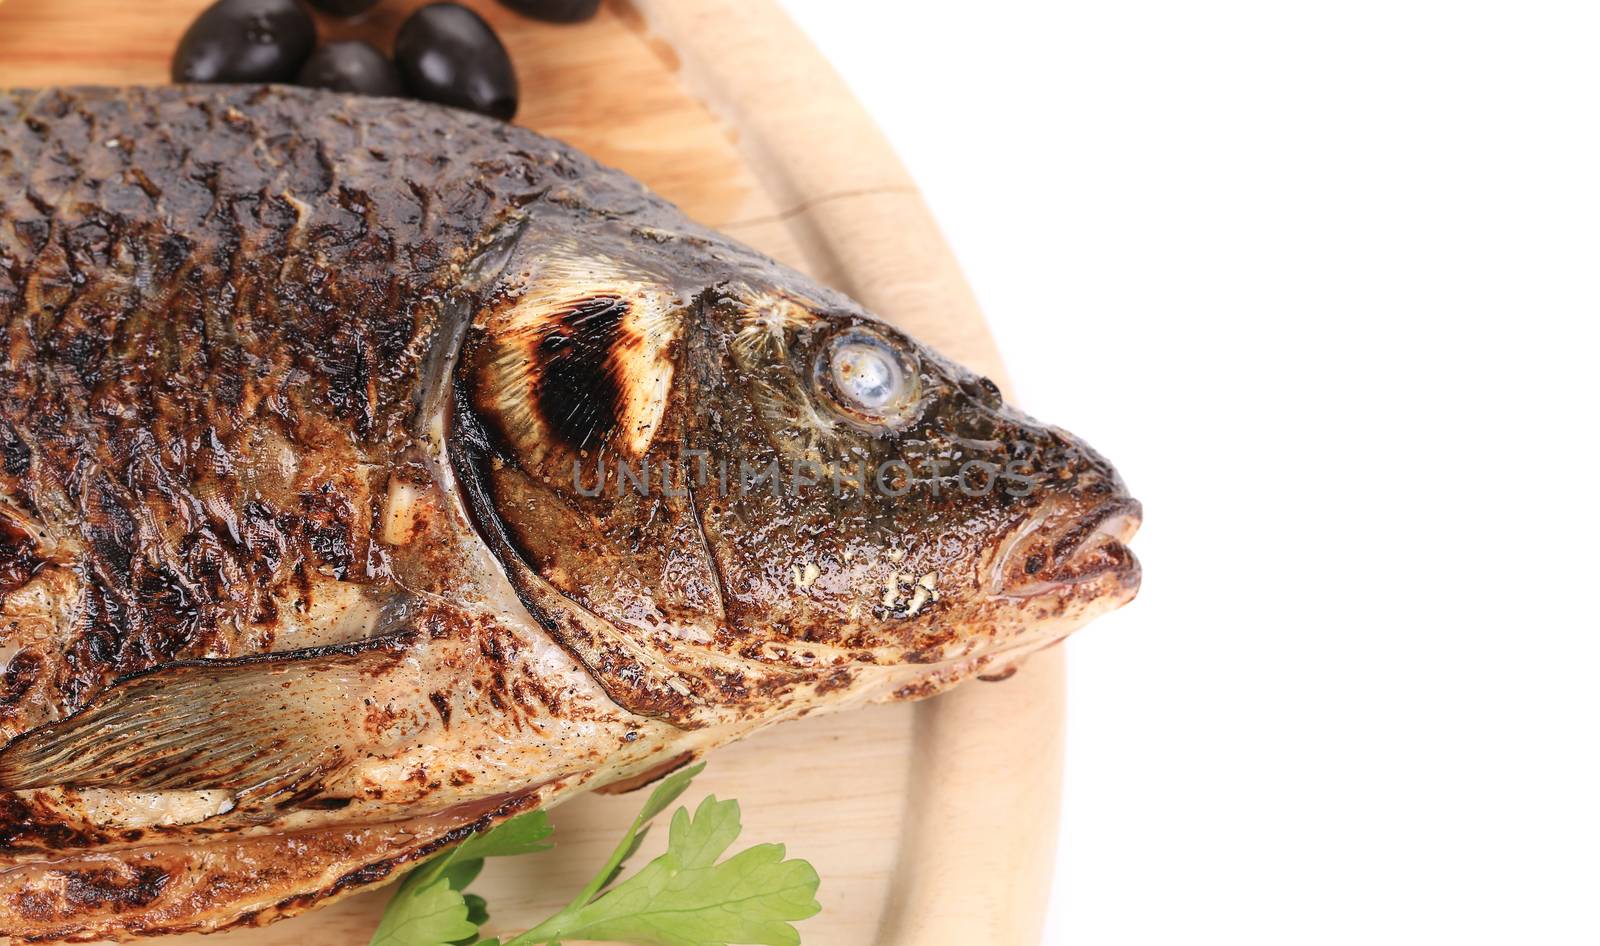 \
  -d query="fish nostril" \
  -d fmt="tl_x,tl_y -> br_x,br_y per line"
960,376 -> 1003,408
